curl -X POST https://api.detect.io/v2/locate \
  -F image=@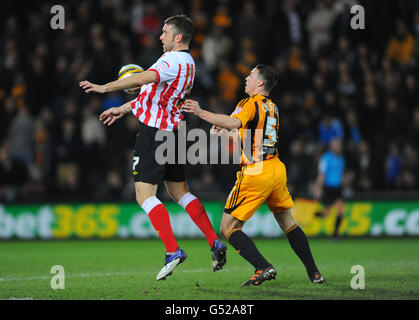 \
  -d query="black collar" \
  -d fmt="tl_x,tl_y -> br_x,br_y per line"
177,49 -> 190,53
